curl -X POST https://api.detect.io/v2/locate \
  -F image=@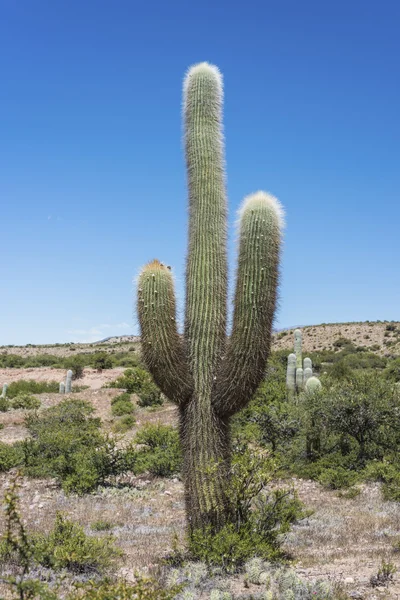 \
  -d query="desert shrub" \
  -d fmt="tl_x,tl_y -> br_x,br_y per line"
23,399 -> 124,493
10,393 -> 41,410
363,461 -> 400,501
326,360 -> 354,380
124,423 -> 182,477
317,466 -> 358,489
322,373 -> 400,463
107,367 -> 162,407
24,354 -> 59,367
64,355 -> 85,379
333,337 -> 352,348
90,520 -> 115,532
341,352 -> 386,370
113,414 -> 135,433
111,392 -> 134,416
0,396 -> 10,411
6,380 -> 59,398
0,353 -> 25,368
32,512 -> 122,573
92,353 -> 113,371
187,445 -> 306,572
67,576 -> 181,600
384,357 -> 400,382
0,442 -> 24,472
